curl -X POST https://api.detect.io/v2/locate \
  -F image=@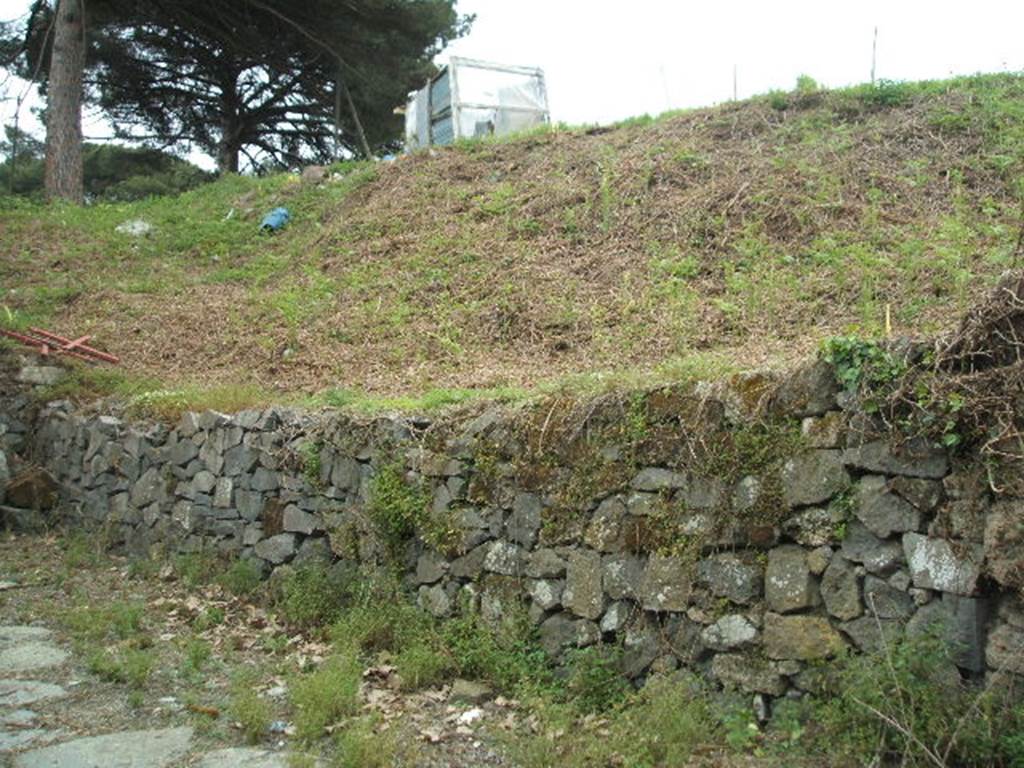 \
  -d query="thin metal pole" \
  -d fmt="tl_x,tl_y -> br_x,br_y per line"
871,26 -> 878,85
450,64 -> 461,141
